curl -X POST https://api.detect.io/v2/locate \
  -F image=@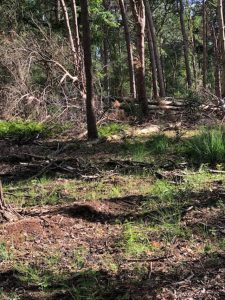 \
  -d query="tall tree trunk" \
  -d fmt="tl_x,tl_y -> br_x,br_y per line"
55,0 -> 61,23
144,0 -> 166,97
130,0 -> 148,115
146,24 -> 158,99
212,23 -> 222,98
119,0 -> 136,99
218,0 -> 225,98
102,0 -> 110,96
202,0 -> 207,88
70,0 -> 85,91
178,0 -> 192,88
80,0 -> 98,140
